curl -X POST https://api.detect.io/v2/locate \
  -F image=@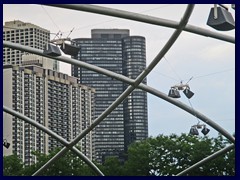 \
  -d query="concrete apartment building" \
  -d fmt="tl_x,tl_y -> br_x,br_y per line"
3,20 -> 59,71
3,64 -> 95,165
